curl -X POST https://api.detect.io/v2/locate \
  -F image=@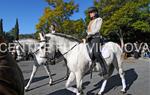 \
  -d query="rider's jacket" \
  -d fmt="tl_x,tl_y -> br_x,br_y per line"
87,17 -> 103,36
